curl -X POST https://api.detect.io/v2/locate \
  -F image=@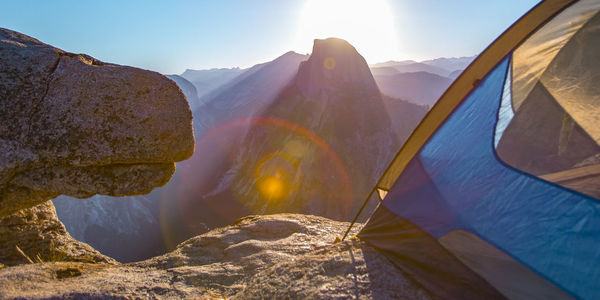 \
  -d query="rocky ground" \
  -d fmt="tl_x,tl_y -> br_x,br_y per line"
0,213 -> 432,299
0,201 -> 115,266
